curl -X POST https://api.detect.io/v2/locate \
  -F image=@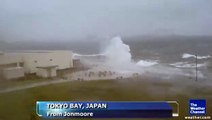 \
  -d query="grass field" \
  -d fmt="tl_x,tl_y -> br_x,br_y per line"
0,75 -> 53,91
0,78 -> 211,120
